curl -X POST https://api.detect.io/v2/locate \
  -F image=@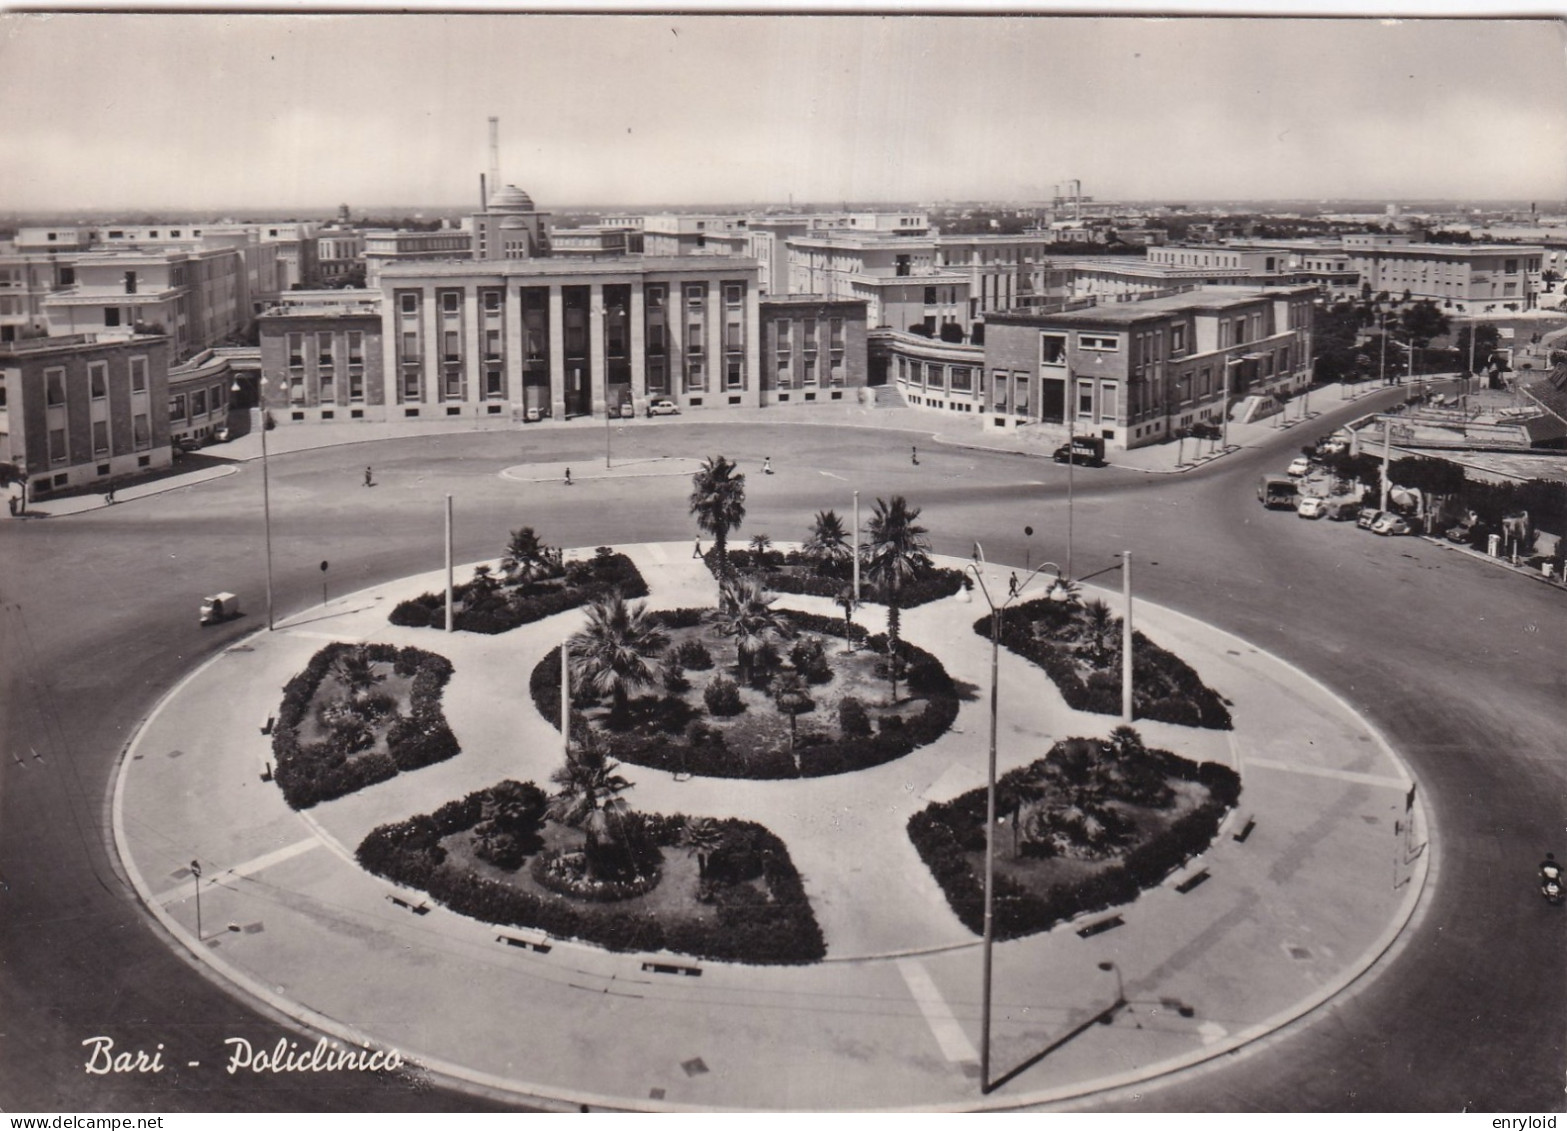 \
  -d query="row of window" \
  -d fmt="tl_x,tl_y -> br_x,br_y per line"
287,331 -> 367,367
397,282 -> 747,317
43,356 -> 151,406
